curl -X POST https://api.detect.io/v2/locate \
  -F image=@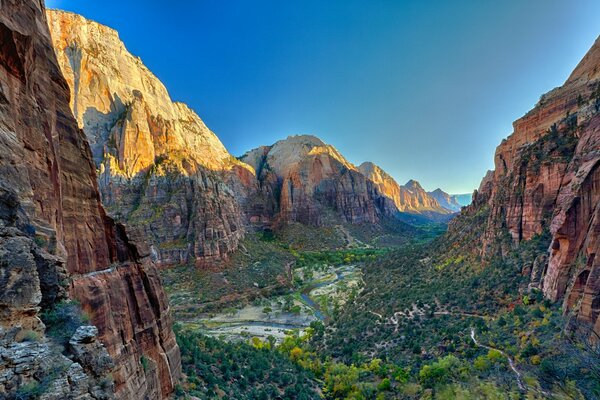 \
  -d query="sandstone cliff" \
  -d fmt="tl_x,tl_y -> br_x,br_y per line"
459,36 -> 600,337
358,162 -> 453,215
241,135 -> 396,226
47,10 -> 254,266
428,188 -> 462,213
0,1 -> 180,398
